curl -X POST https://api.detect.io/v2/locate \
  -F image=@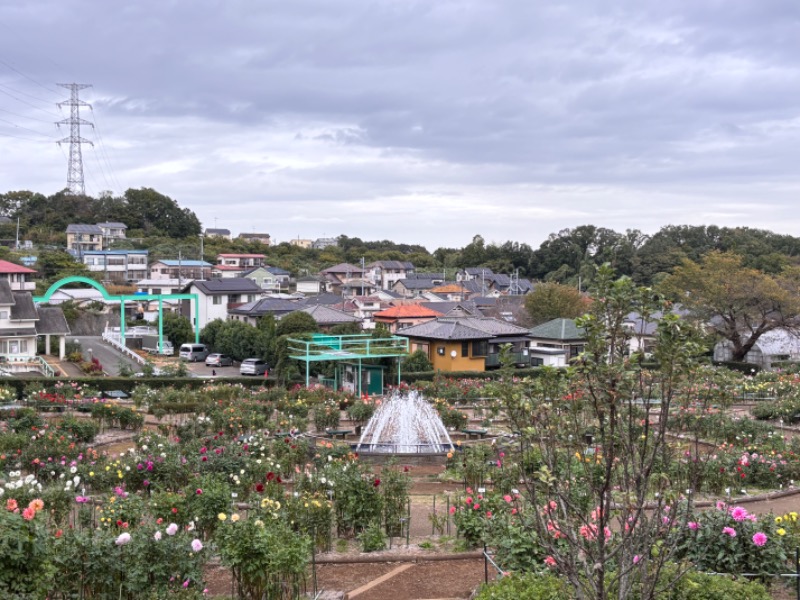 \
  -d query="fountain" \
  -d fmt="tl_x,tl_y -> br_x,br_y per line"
356,390 -> 454,455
